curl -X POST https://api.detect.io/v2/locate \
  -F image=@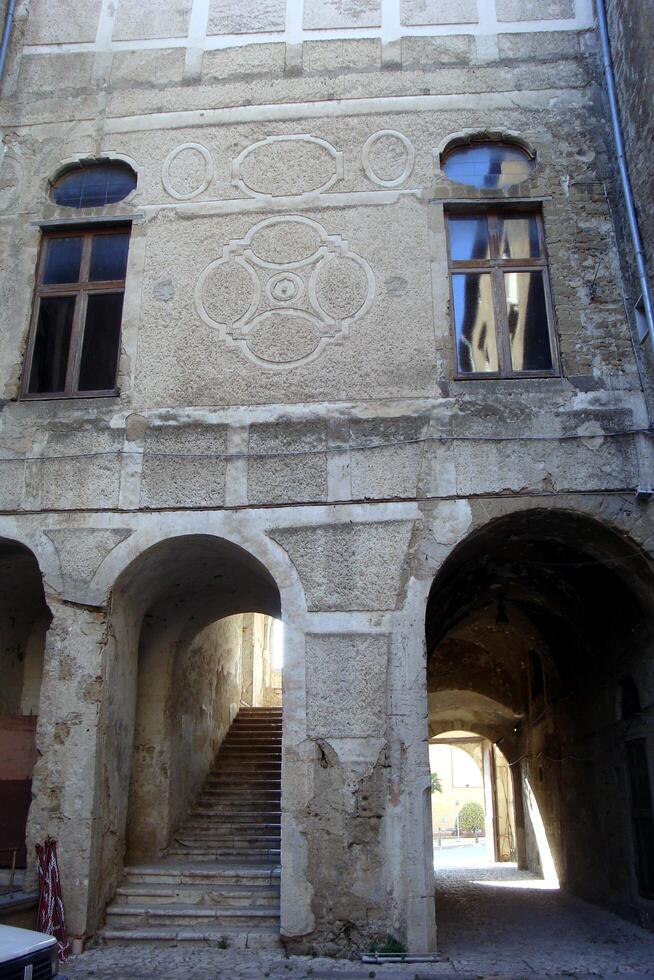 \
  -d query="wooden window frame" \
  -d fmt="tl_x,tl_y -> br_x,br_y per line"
21,225 -> 129,400
446,206 -> 560,380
